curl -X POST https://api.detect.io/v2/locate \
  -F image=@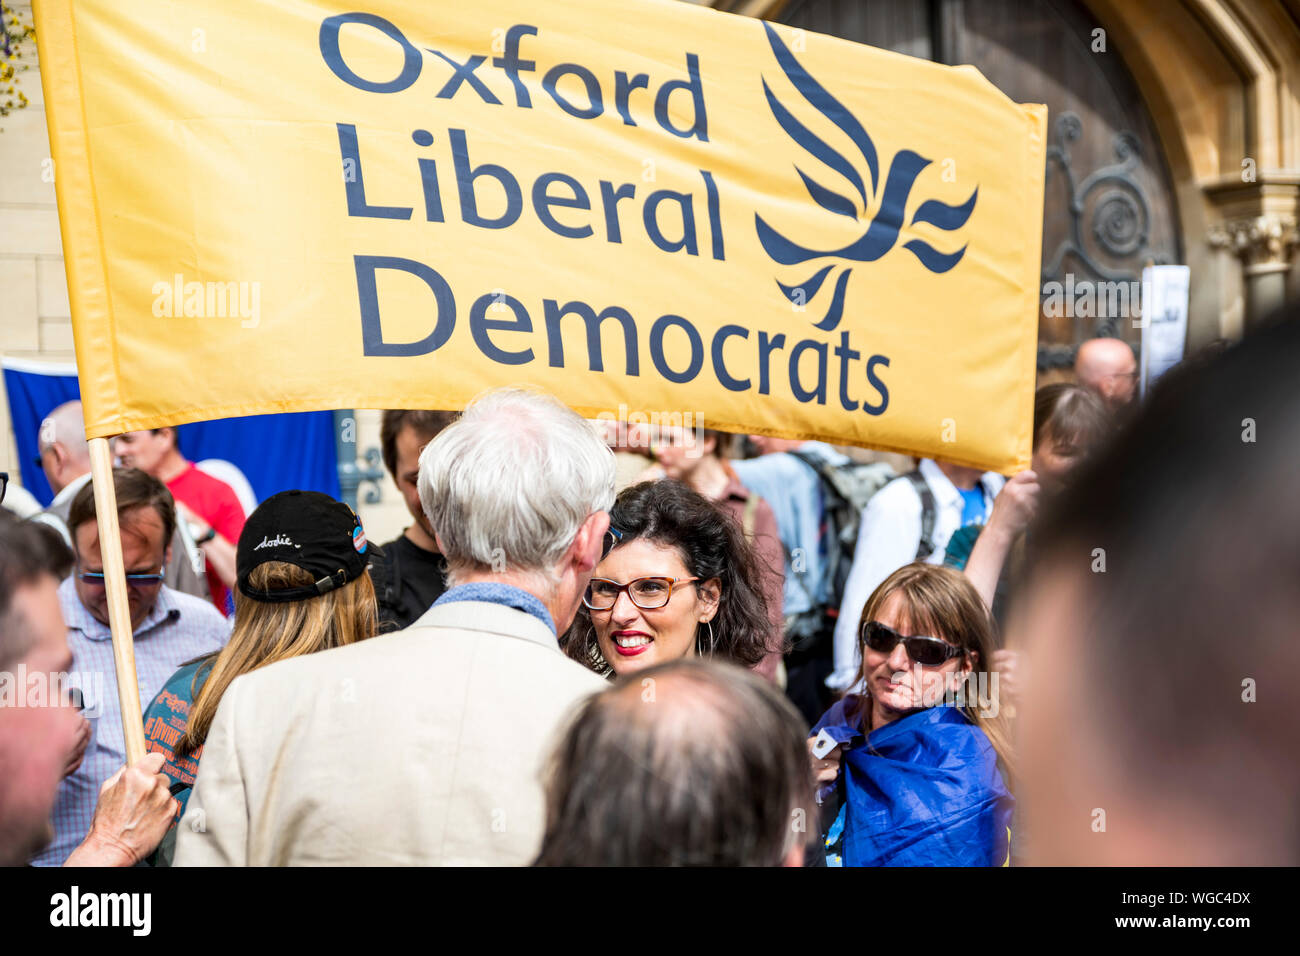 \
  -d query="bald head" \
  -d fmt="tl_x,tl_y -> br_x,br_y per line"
37,402 -> 90,494
599,663 -> 742,747
1074,338 -> 1138,412
535,660 -> 813,866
